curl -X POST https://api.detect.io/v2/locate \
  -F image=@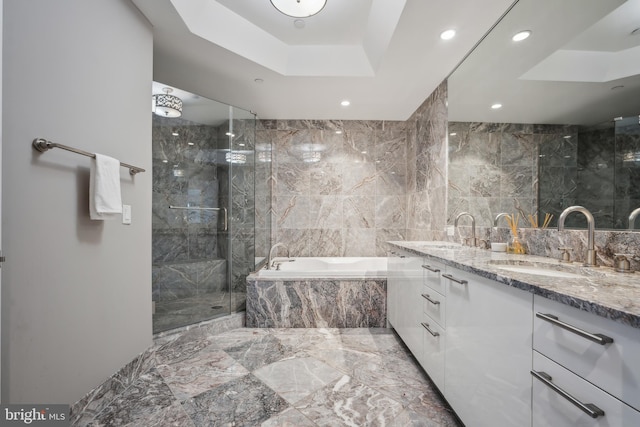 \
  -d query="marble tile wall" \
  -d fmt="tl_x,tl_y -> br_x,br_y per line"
258,120 -> 408,257
615,129 -> 640,229
448,122 -> 577,228
405,80 -> 449,242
